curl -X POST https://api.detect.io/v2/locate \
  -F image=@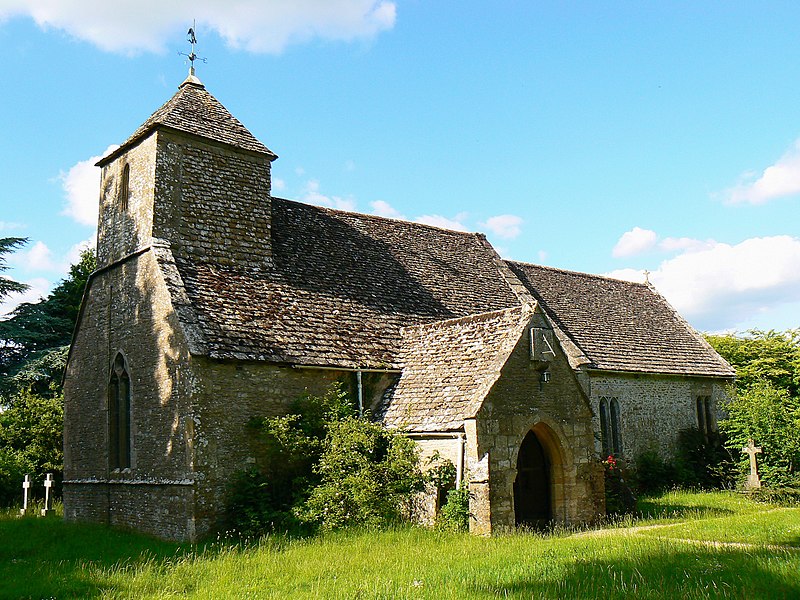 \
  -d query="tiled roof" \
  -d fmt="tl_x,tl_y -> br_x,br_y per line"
169,199 -> 521,368
98,79 -> 275,166
507,262 -> 735,377
382,306 -> 533,432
